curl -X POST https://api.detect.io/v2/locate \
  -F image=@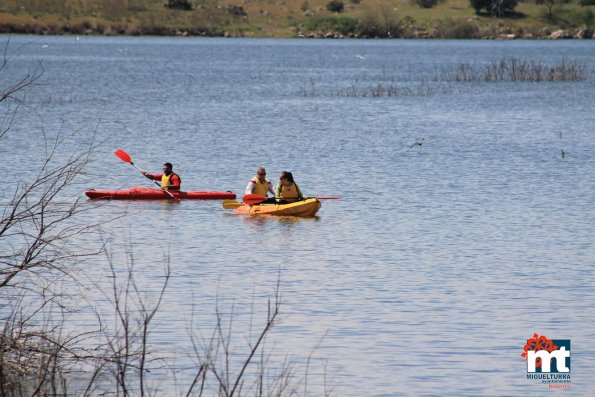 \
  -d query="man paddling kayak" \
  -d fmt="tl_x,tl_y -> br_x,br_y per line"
141,162 -> 181,191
